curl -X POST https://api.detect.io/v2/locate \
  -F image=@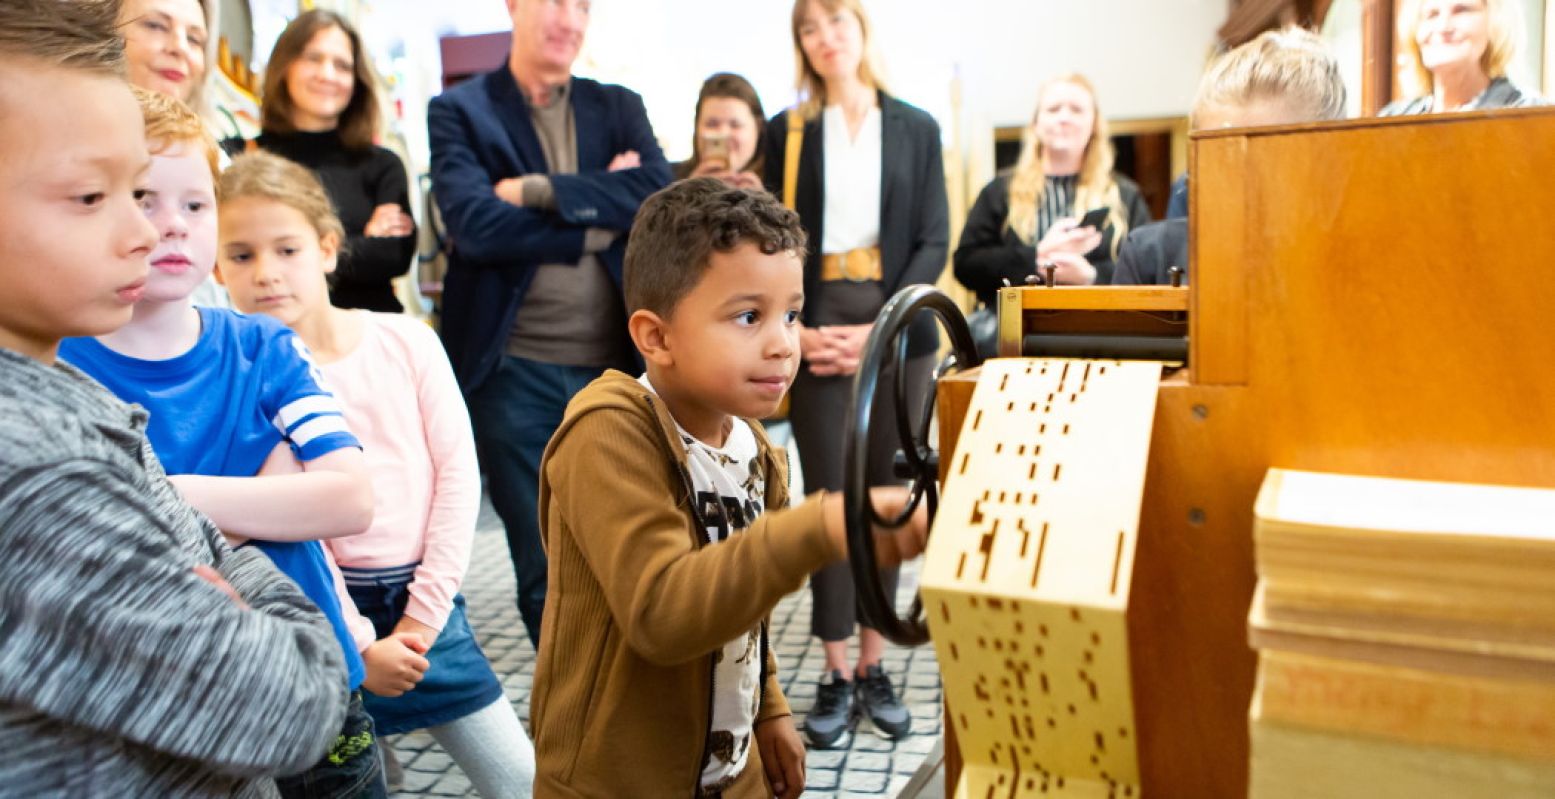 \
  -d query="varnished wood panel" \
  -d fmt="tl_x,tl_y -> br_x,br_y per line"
936,368 -> 981,791
1130,383 -> 1268,795
1191,135 -> 1249,385
1158,107 -> 1555,794
938,106 -> 1555,798
1197,108 -> 1555,484
938,370 -> 980,485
